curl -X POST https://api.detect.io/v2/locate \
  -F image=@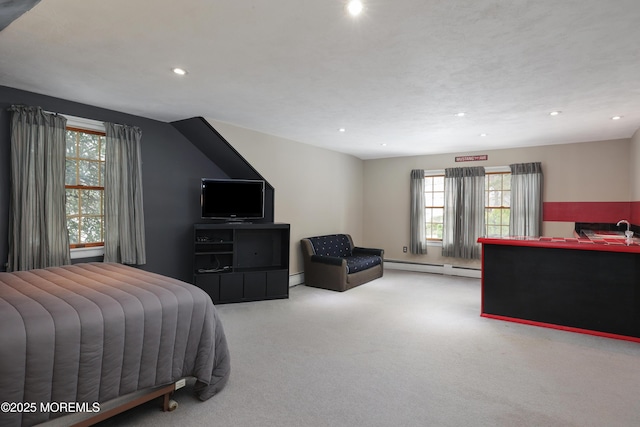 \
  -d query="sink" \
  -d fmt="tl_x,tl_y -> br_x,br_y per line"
592,230 -> 626,238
